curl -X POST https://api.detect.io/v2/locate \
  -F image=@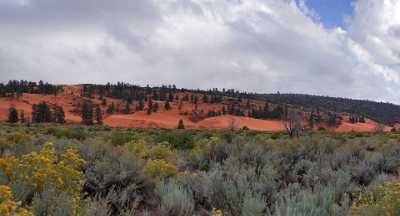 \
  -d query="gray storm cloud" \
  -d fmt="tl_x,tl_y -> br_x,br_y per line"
0,0 -> 399,103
